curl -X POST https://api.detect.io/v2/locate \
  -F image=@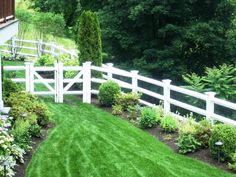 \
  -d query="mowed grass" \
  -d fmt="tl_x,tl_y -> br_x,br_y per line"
25,96 -> 235,177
